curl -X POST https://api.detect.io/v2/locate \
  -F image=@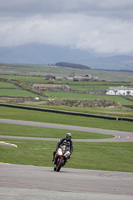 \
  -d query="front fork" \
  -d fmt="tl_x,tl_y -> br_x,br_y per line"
55,156 -> 66,166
